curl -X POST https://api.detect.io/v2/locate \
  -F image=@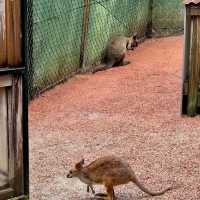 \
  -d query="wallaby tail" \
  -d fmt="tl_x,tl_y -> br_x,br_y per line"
132,174 -> 171,196
92,64 -> 108,73
92,61 -> 115,74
